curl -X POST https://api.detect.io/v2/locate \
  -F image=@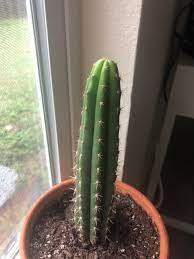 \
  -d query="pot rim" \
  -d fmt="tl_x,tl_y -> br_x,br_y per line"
20,179 -> 168,259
